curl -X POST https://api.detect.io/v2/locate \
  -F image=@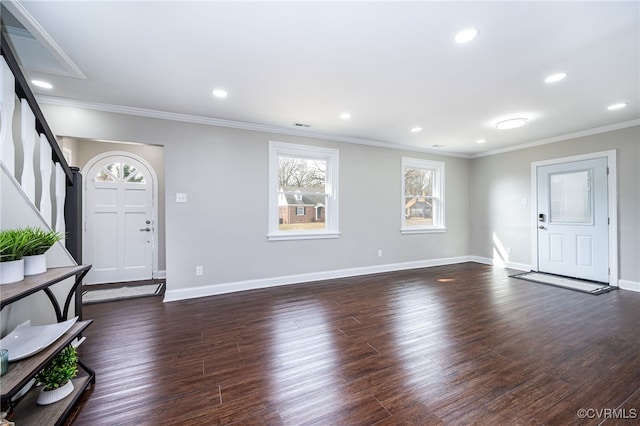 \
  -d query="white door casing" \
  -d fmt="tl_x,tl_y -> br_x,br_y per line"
531,150 -> 618,285
82,152 -> 158,284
